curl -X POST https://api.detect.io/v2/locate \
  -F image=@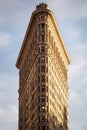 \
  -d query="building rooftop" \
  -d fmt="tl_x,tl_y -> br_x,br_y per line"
36,3 -> 49,10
